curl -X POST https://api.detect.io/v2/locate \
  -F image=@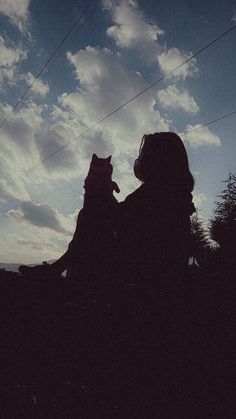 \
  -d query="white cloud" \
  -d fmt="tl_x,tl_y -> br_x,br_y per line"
0,112 -> 34,203
158,47 -> 199,80
0,0 -> 30,32
192,192 -> 207,210
0,224 -> 73,264
103,0 -> 199,86
157,84 -> 199,114
0,102 -> 52,203
0,36 -> 27,67
0,35 -> 27,88
0,96 -> 93,207
64,46 -> 169,152
104,1 -> 199,80
104,0 -> 163,64
22,72 -> 50,97
181,125 -> 221,148
0,176 -> 29,203
0,102 -> 43,151
15,238 -> 56,251
7,200 -> 72,235
232,14 -> 236,23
